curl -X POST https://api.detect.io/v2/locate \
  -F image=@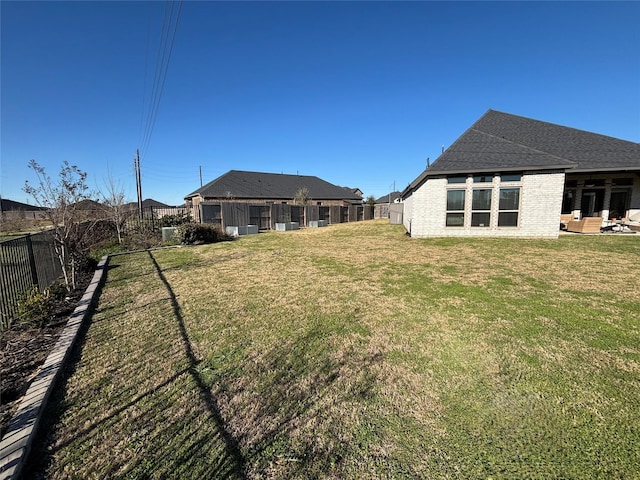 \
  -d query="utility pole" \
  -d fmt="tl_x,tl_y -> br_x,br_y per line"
135,149 -> 143,221
199,165 -> 203,188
